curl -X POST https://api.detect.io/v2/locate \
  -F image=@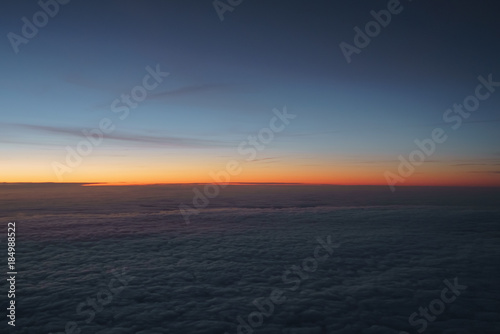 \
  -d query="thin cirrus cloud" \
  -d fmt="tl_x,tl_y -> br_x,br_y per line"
91,83 -> 238,111
2,123 -> 232,149
148,83 -> 235,99
452,163 -> 500,167
423,118 -> 500,128
468,171 -> 500,174
247,157 -> 281,164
